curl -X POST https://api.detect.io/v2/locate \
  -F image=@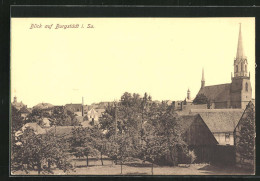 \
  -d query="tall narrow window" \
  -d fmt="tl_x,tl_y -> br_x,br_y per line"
236,65 -> 238,72
246,82 -> 248,92
245,65 -> 247,72
241,63 -> 243,71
